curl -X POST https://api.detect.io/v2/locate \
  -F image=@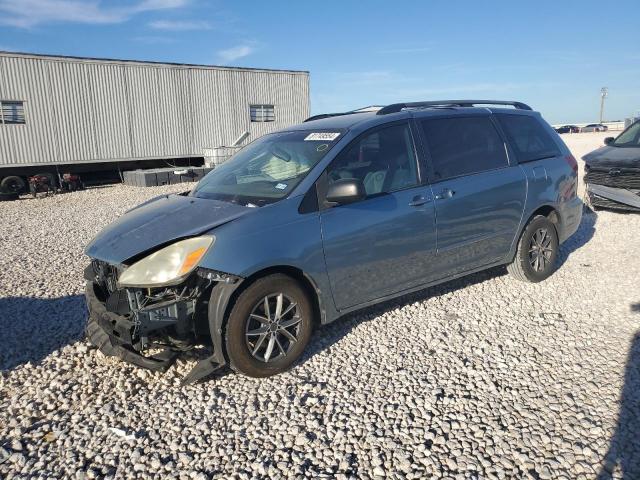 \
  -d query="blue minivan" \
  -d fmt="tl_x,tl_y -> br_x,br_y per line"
84,100 -> 582,383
